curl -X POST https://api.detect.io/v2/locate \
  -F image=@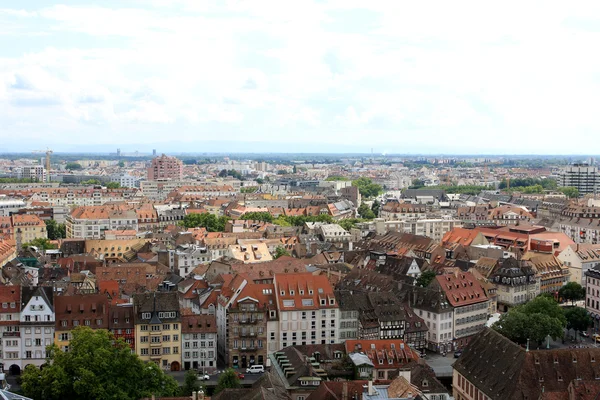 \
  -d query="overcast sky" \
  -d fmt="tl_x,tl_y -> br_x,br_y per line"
1,1 -> 600,154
